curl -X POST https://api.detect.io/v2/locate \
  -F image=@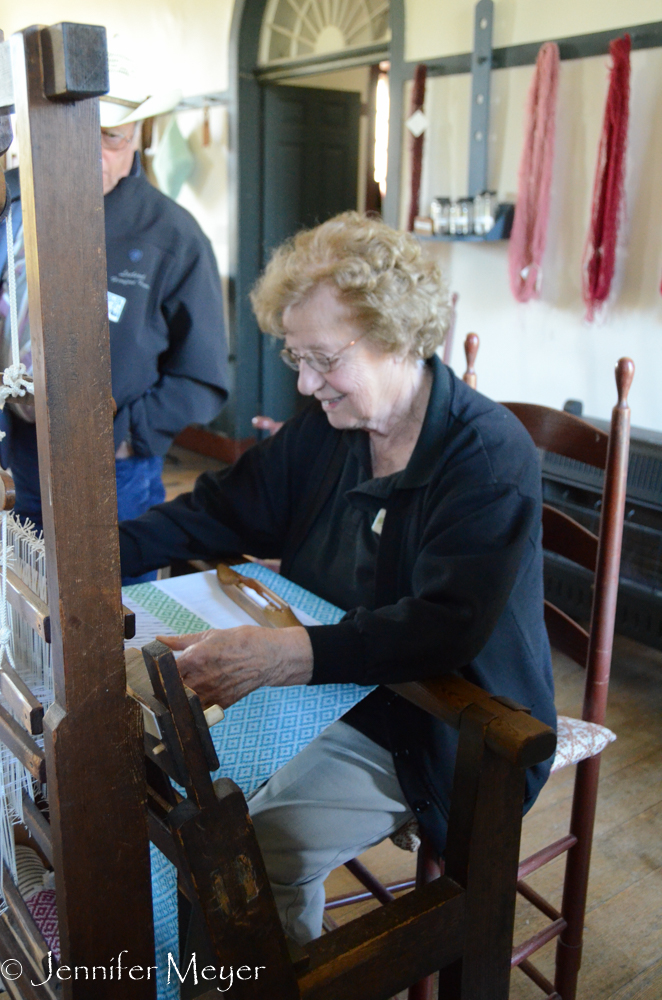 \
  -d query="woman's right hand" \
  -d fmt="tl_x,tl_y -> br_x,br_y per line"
252,415 -> 283,436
